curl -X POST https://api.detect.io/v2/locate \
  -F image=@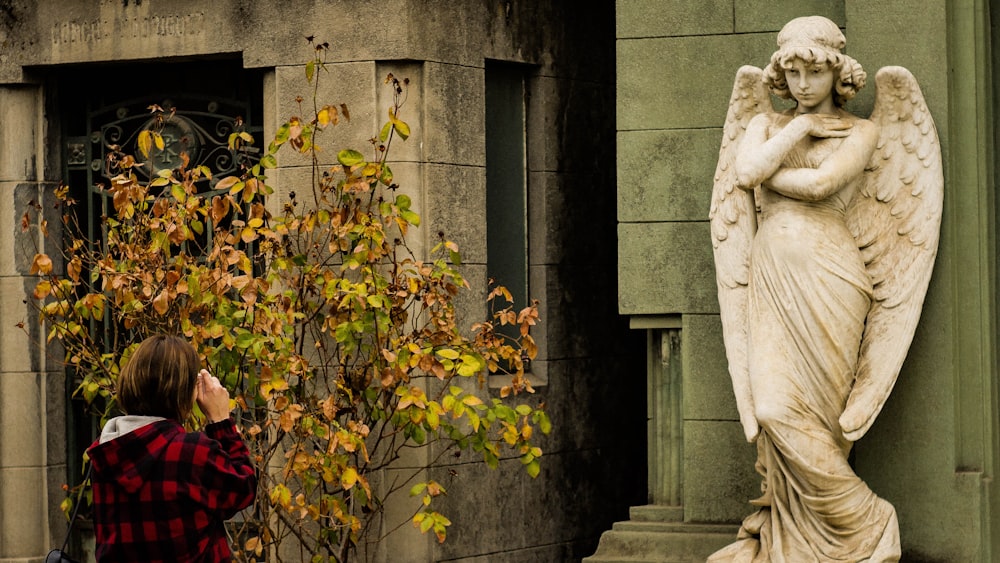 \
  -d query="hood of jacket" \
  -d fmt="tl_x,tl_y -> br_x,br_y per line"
88,416 -> 178,493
